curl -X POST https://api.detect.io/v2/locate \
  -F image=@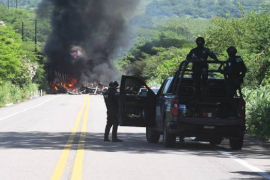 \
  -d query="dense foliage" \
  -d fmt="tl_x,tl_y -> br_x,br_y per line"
0,25 -> 37,85
244,86 -> 270,140
0,25 -> 41,106
0,5 -> 50,44
205,11 -> 270,87
146,0 -> 270,19
0,0 -> 41,9
0,81 -> 38,106
0,4 -> 44,106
